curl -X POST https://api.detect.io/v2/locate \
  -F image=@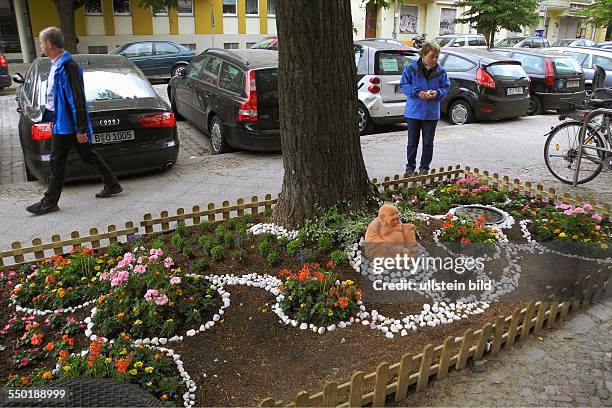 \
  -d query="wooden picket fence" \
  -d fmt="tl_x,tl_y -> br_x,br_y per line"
259,268 -> 609,407
0,164 -> 608,267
